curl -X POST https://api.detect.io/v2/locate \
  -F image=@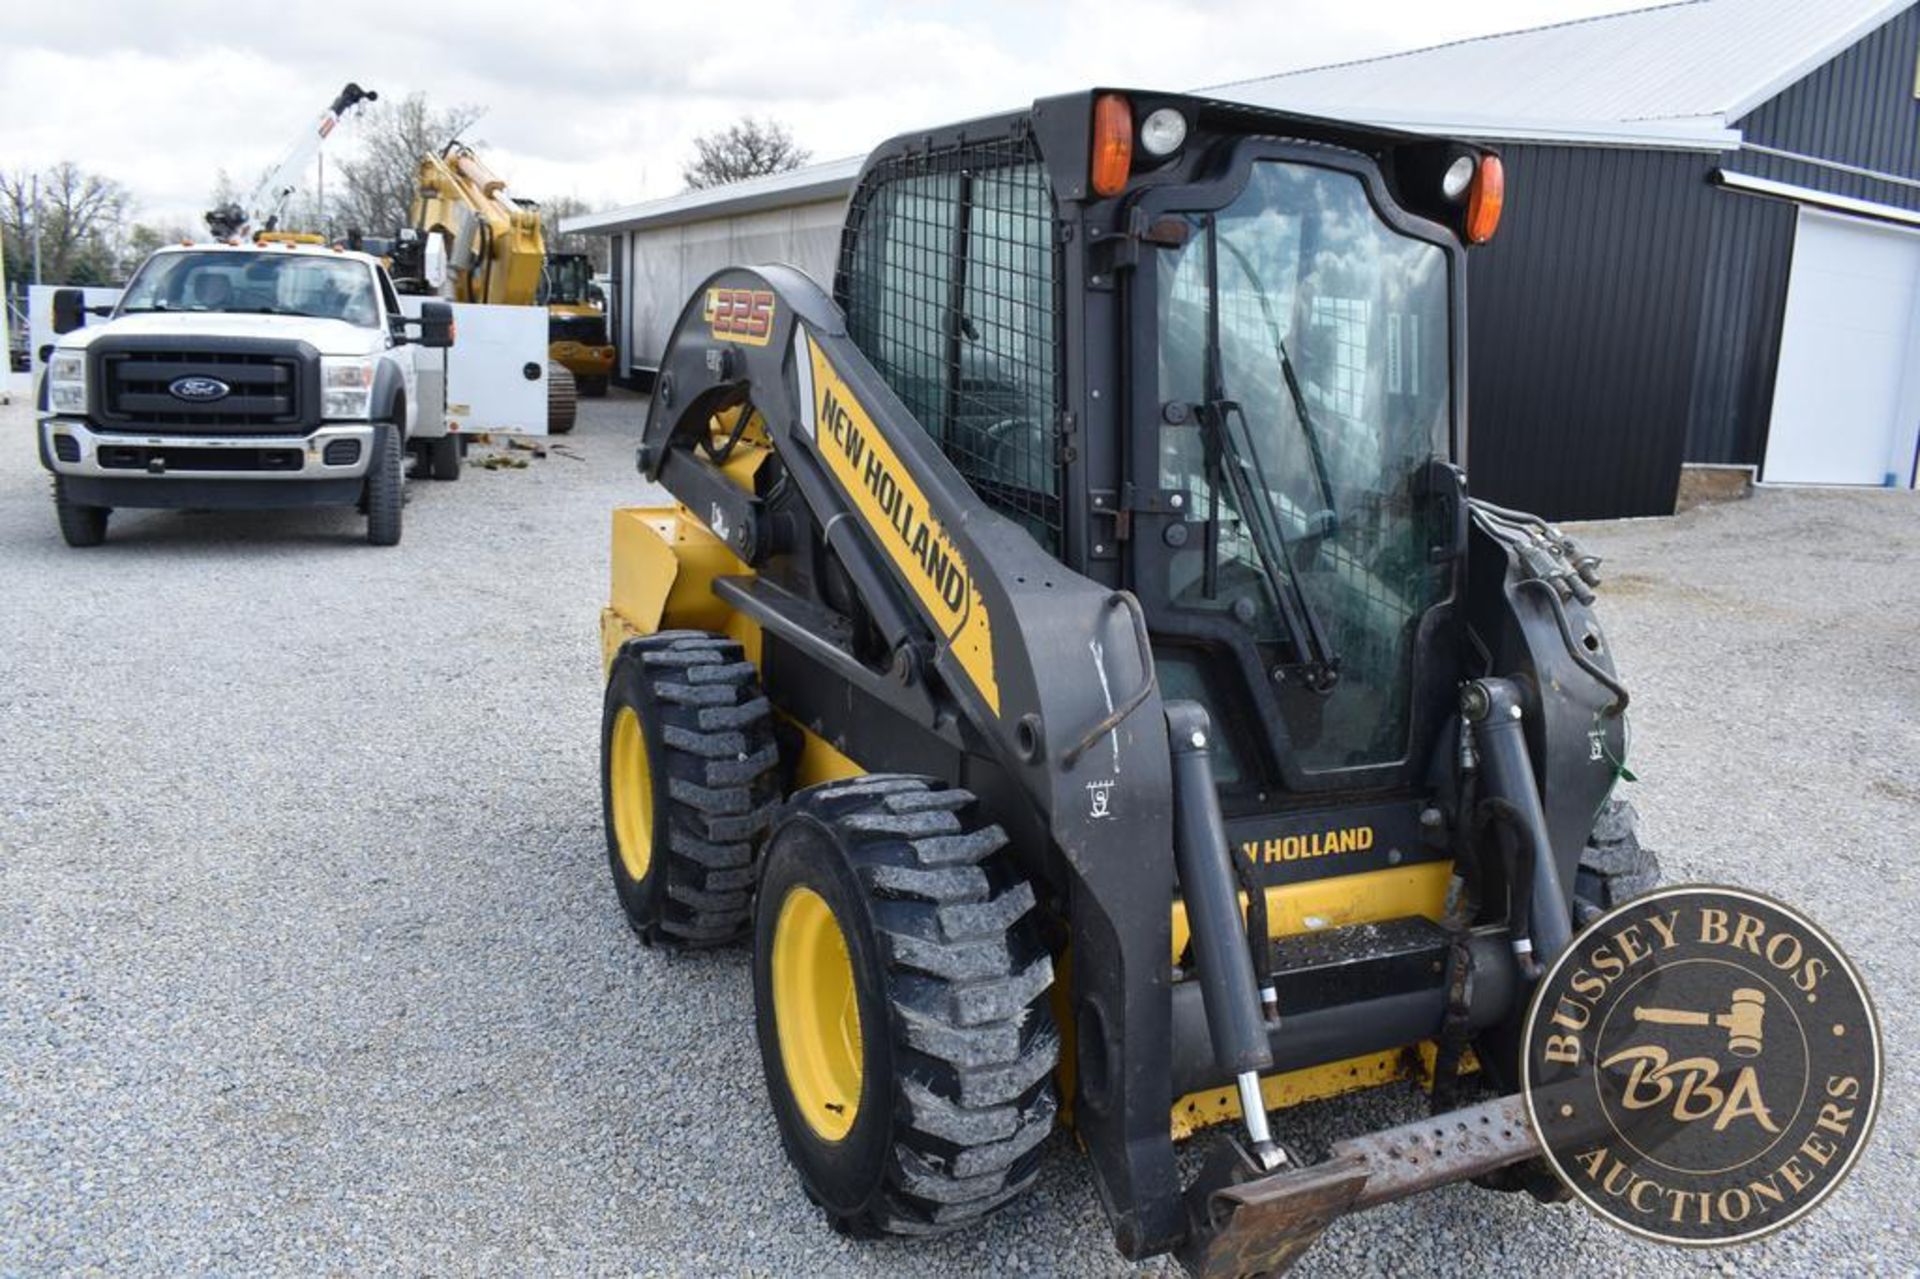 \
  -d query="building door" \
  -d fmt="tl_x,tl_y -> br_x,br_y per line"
1763,209 -> 1920,487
